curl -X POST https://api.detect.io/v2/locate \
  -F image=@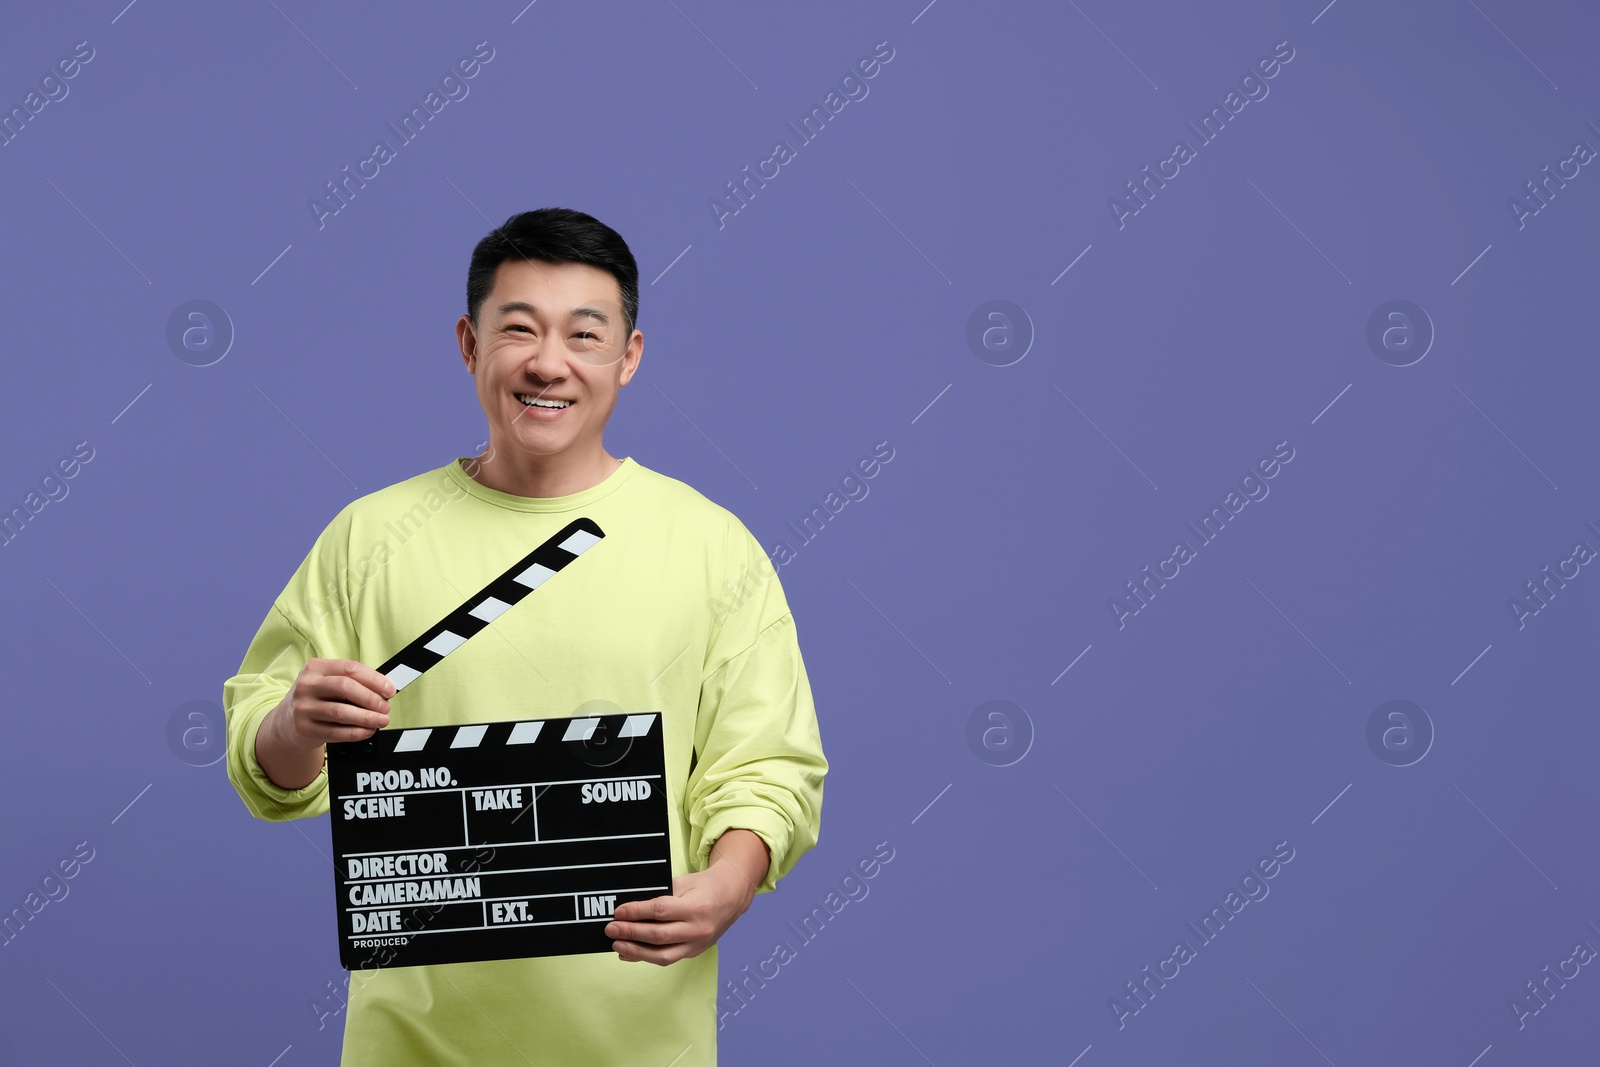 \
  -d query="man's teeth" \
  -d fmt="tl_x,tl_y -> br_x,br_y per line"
517,394 -> 572,409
